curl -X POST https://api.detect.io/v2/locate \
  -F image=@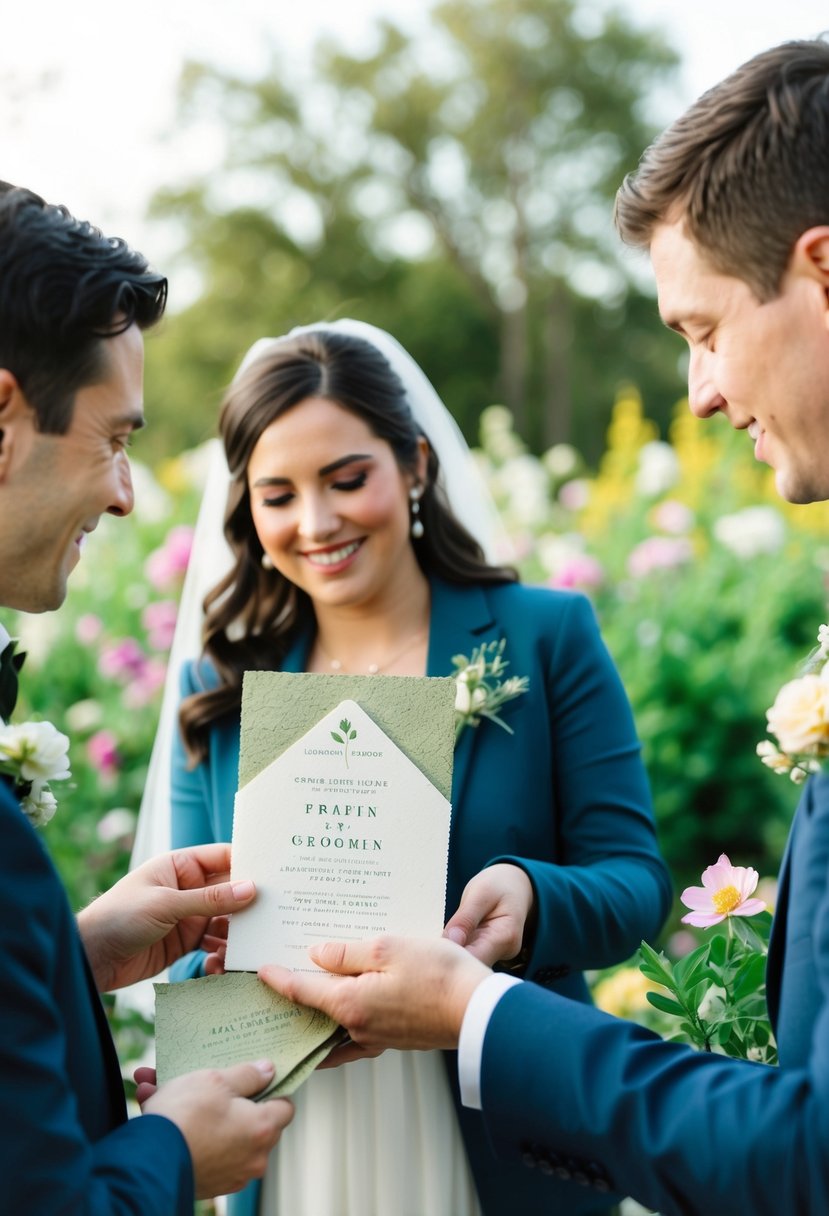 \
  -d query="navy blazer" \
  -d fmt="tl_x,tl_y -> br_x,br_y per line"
478,770 -> 829,1215
171,578 -> 671,1215
0,780 -> 194,1213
